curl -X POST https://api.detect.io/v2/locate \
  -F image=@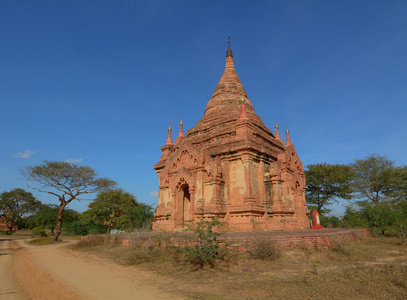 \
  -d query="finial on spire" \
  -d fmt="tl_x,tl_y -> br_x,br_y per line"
275,117 -> 281,140
285,122 -> 292,146
168,119 -> 172,132
226,35 -> 233,58
239,87 -> 245,104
